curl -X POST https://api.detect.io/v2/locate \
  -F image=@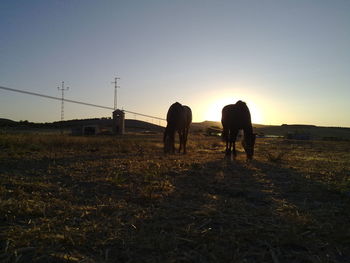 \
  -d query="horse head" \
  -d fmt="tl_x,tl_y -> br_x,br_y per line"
163,127 -> 175,153
242,133 -> 256,160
